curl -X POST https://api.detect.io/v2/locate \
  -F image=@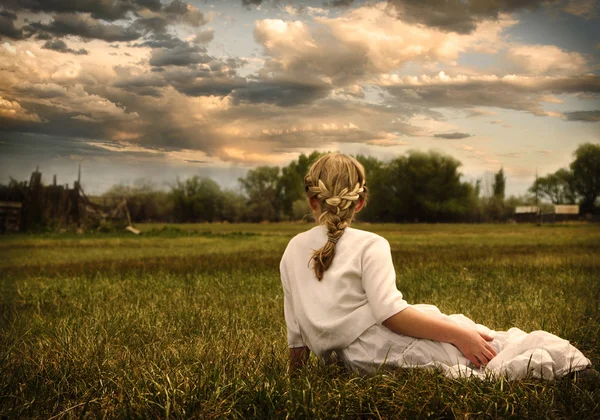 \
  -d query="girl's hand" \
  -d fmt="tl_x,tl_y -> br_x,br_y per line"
453,329 -> 497,368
